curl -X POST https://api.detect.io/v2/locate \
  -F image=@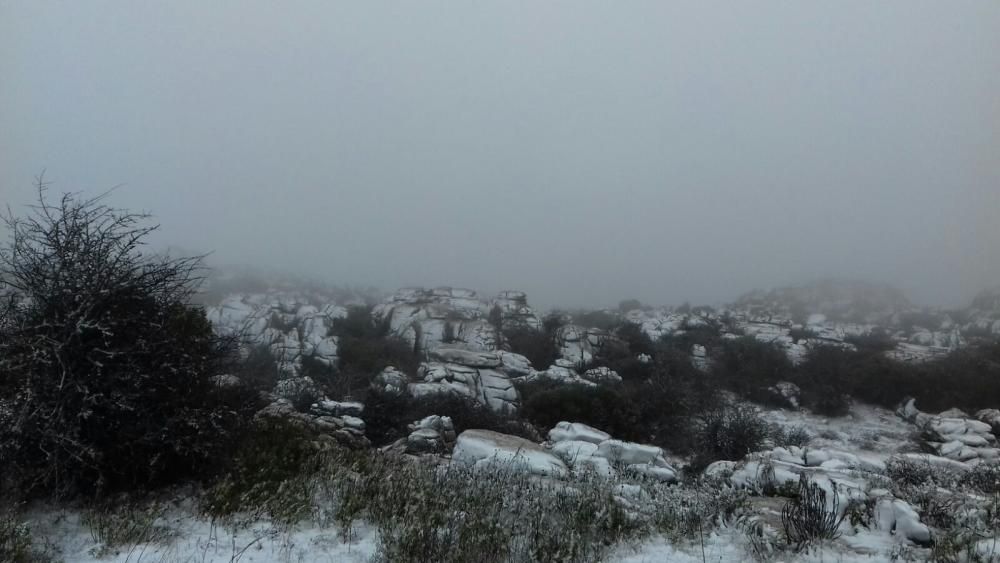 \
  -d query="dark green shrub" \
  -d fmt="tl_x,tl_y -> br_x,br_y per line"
781,474 -> 846,550
202,417 -> 328,524
333,305 -> 420,377
361,389 -> 413,445
690,403 -> 771,471
709,337 -> 795,405
0,509 -> 55,563
363,391 -> 538,446
503,326 -> 559,370
519,381 -> 641,441
0,188 -> 252,499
